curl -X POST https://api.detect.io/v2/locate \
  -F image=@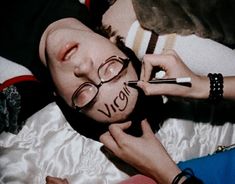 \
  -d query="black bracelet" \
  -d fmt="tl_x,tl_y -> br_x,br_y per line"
106,0 -> 117,6
172,168 -> 203,184
172,168 -> 194,184
182,176 -> 204,184
207,73 -> 224,103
